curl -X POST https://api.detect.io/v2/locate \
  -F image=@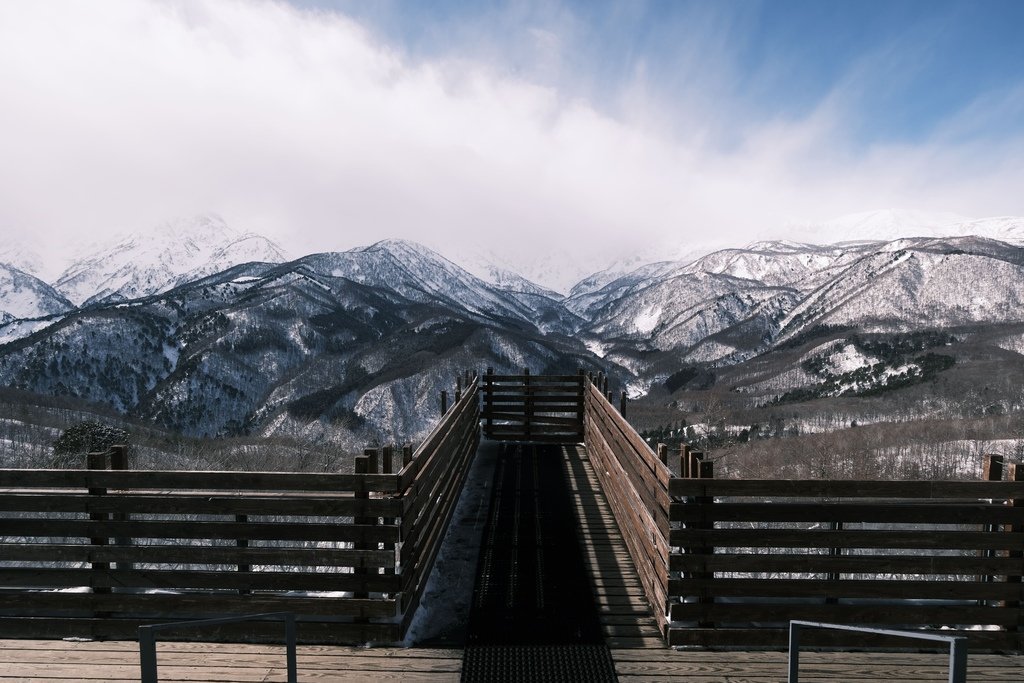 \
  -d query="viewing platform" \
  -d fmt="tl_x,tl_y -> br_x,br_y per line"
0,371 -> 1022,680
